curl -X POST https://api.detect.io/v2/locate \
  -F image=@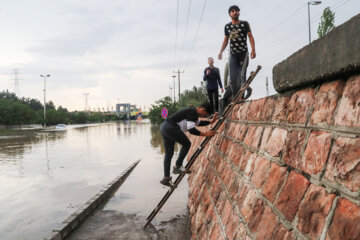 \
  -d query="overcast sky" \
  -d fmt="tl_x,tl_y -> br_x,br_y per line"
0,0 -> 358,111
